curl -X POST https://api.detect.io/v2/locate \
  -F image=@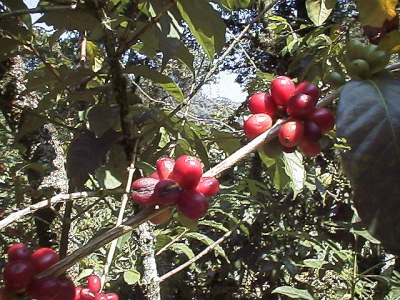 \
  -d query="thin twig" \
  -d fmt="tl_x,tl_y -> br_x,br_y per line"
0,190 -> 116,230
158,218 -> 245,282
